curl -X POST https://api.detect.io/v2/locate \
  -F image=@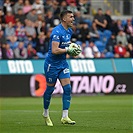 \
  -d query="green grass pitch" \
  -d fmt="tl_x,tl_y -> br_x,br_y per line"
0,95 -> 133,133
